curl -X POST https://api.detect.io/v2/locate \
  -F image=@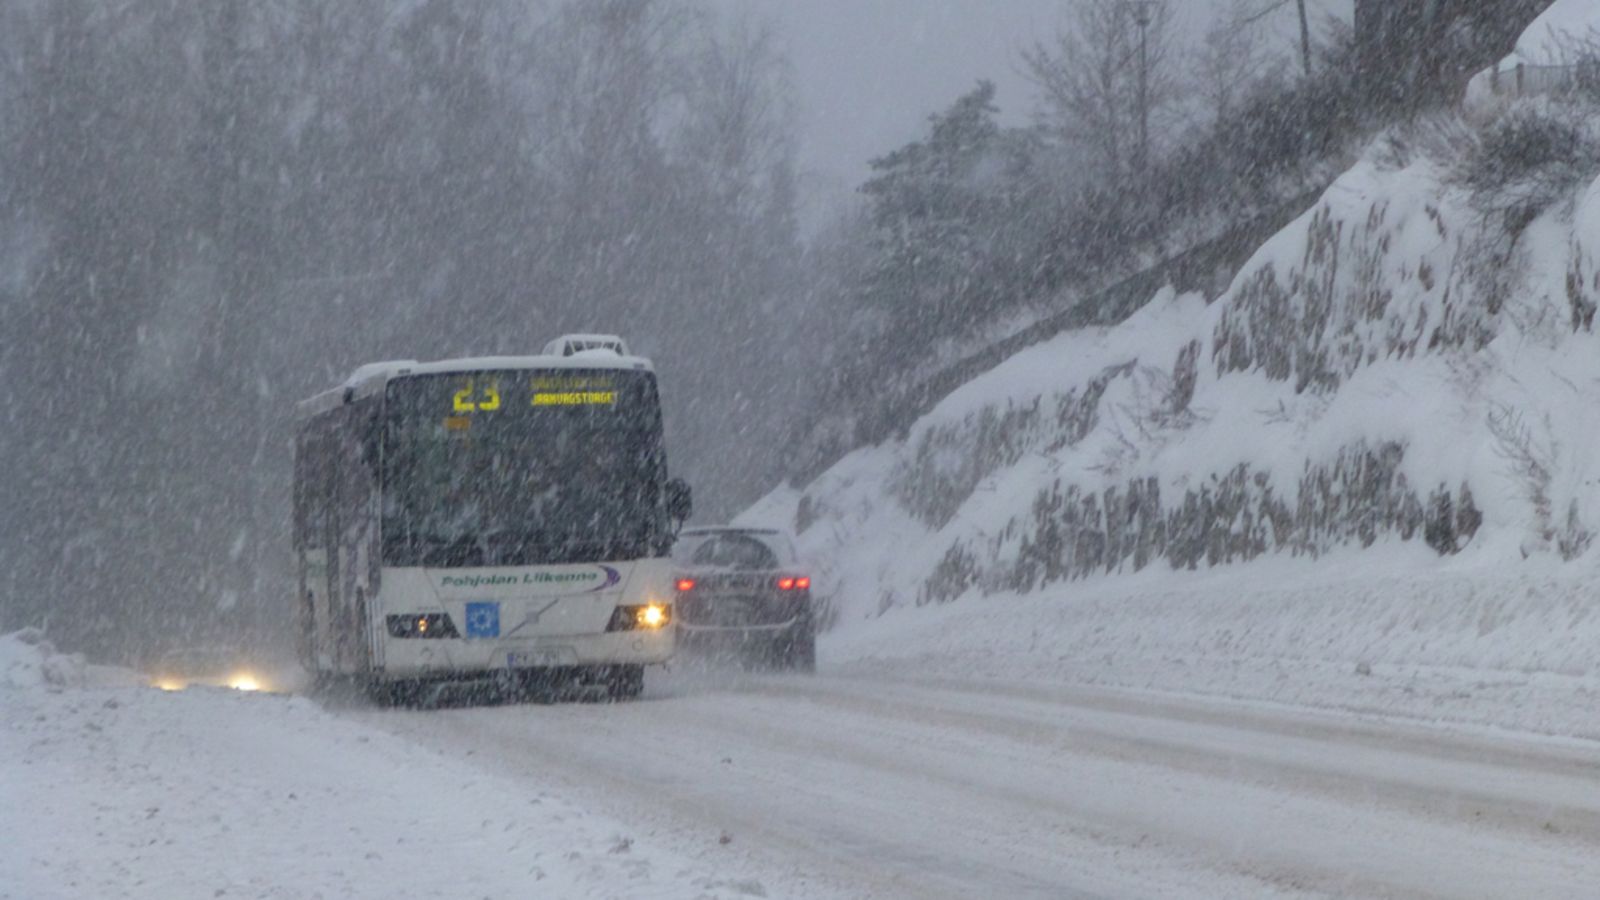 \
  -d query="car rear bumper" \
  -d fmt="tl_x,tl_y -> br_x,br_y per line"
678,617 -> 803,635
676,615 -> 810,656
